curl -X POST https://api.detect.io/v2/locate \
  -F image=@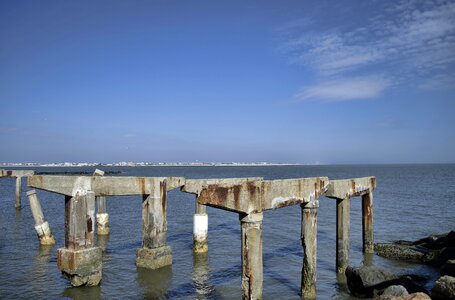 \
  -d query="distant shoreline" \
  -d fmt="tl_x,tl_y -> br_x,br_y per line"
0,162 -> 305,168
